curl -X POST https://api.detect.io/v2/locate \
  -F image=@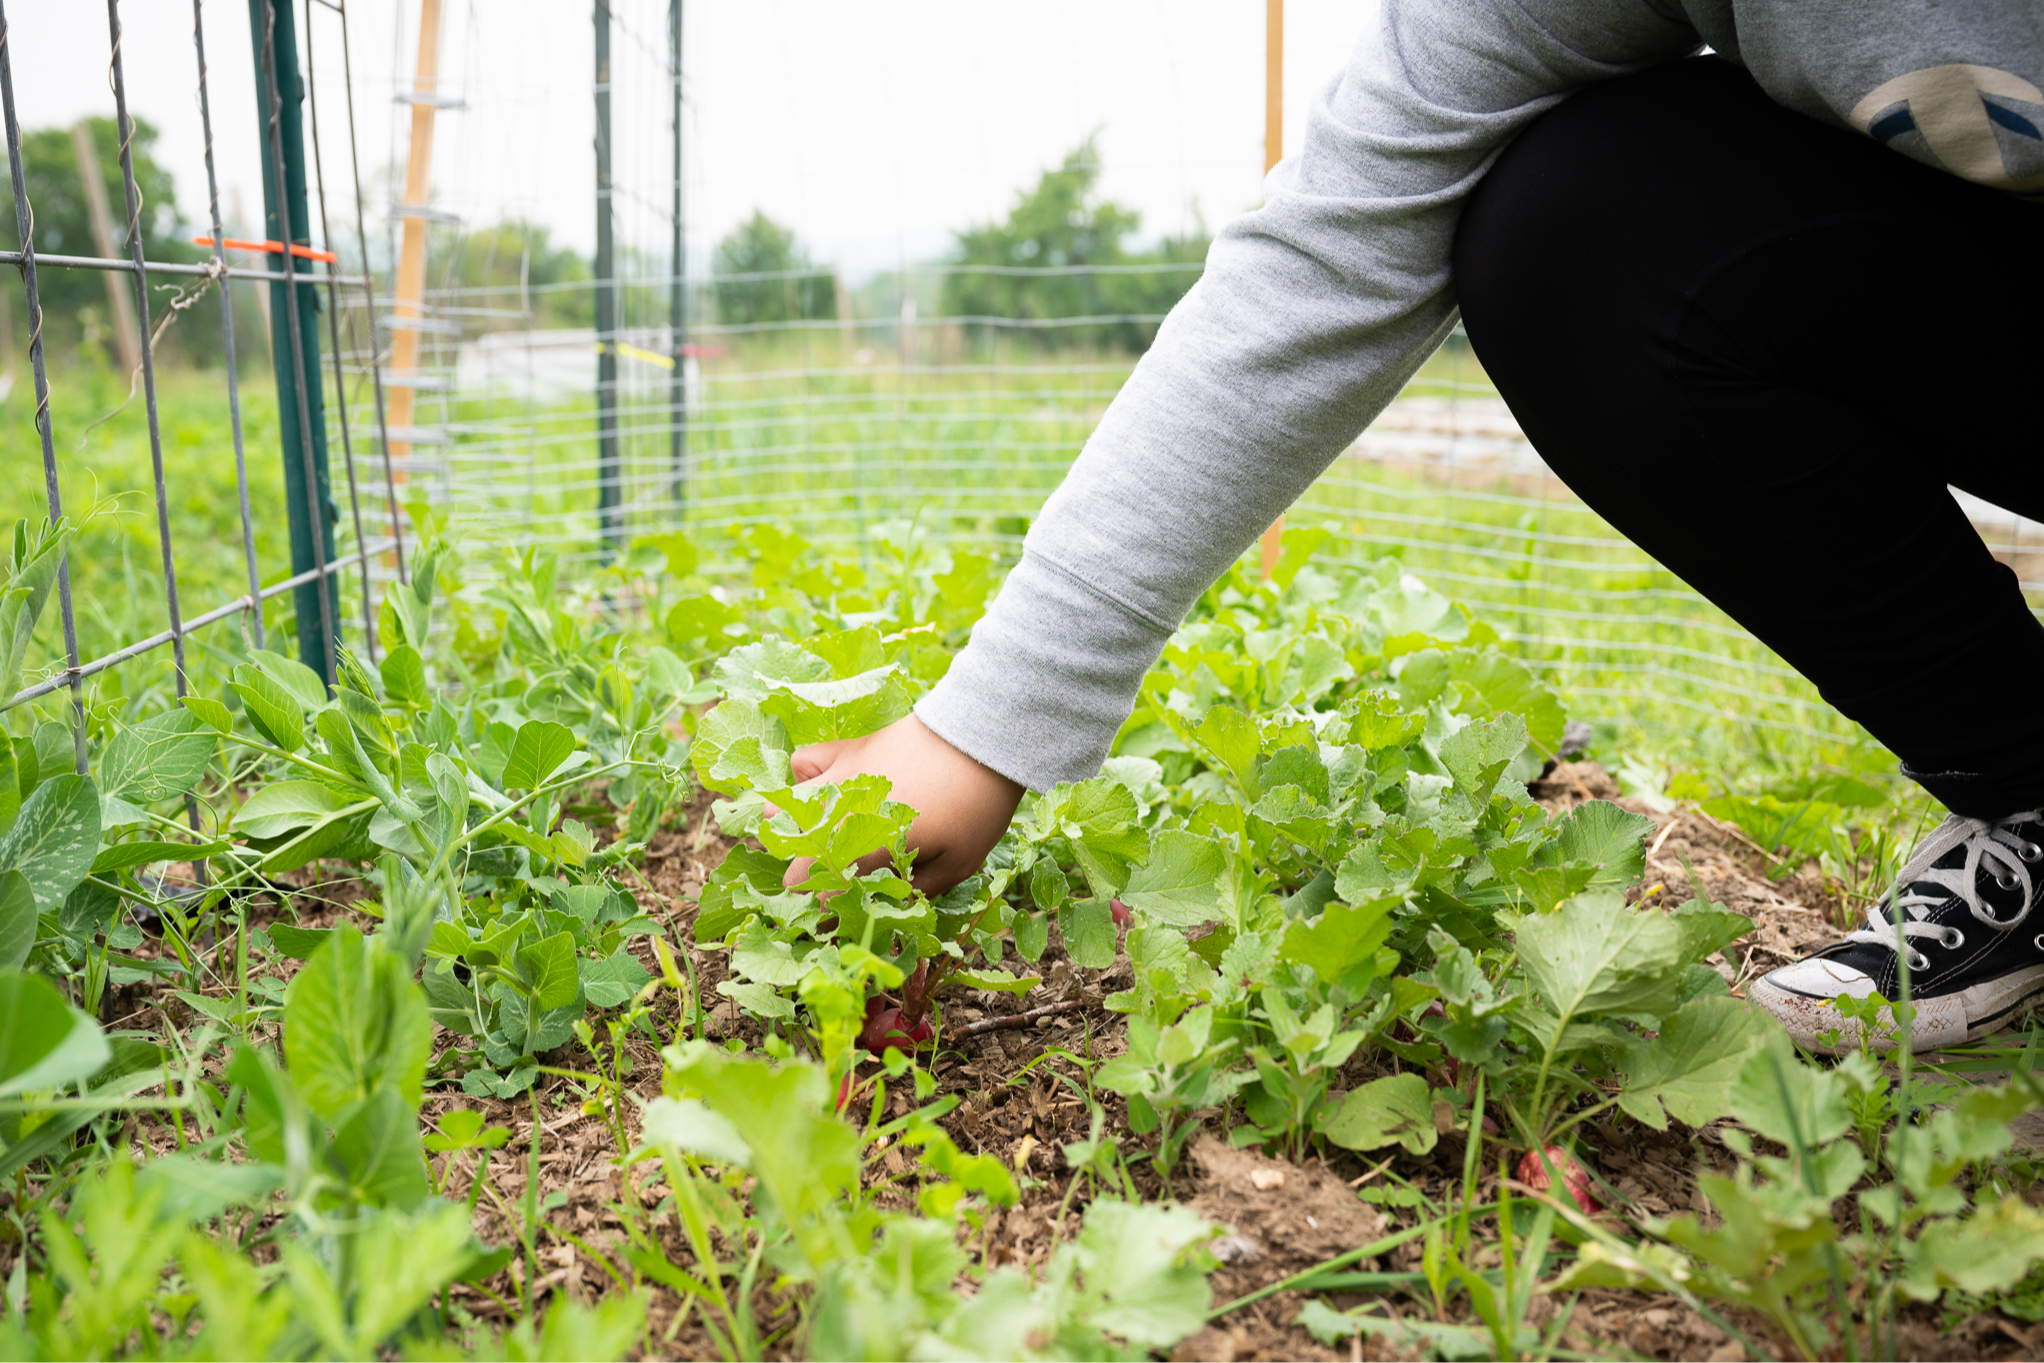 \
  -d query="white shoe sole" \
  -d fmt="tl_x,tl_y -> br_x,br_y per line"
1751,963 -> 2044,1053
